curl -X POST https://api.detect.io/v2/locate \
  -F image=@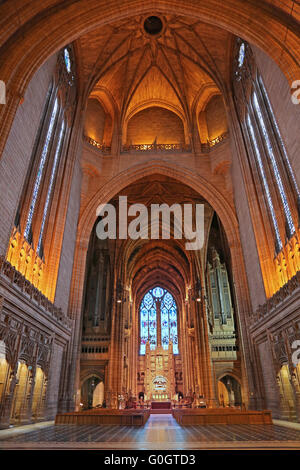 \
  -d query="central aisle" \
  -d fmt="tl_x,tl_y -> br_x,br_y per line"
1,414 -> 300,449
